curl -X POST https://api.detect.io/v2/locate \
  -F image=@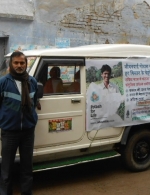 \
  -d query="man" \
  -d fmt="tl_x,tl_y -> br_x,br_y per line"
100,64 -> 120,94
0,51 -> 38,195
68,70 -> 80,93
44,66 -> 63,93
